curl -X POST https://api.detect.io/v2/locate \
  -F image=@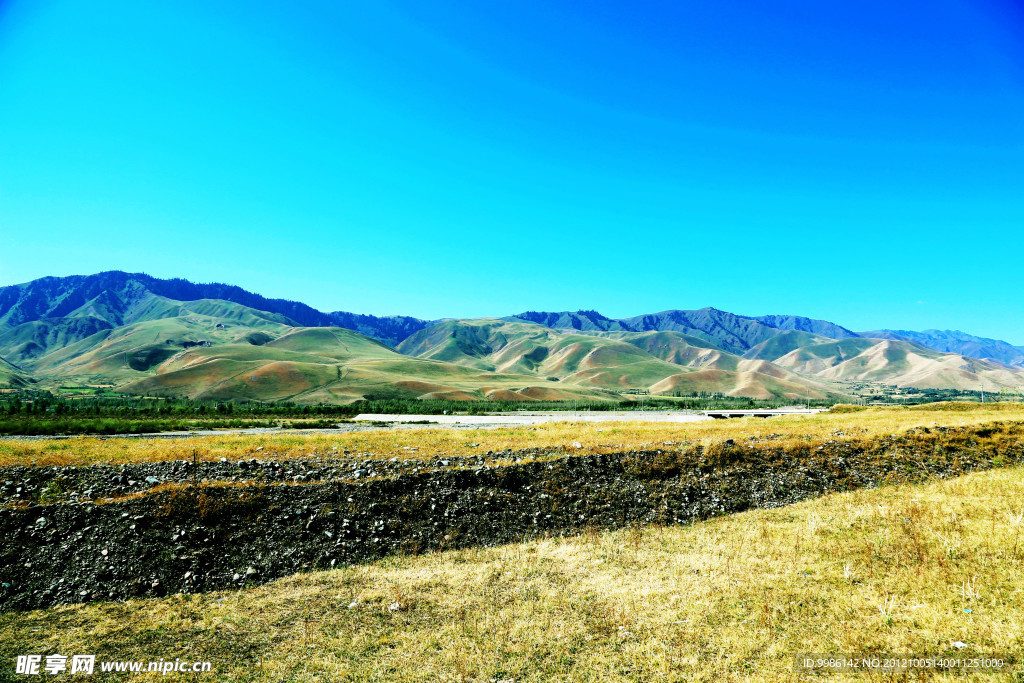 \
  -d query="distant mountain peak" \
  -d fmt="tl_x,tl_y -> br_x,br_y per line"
0,271 -> 431,349
573,309 -> 613,320
5,272 -> 1023,383
753,314 -> 860,340
510,310 -> 631,332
